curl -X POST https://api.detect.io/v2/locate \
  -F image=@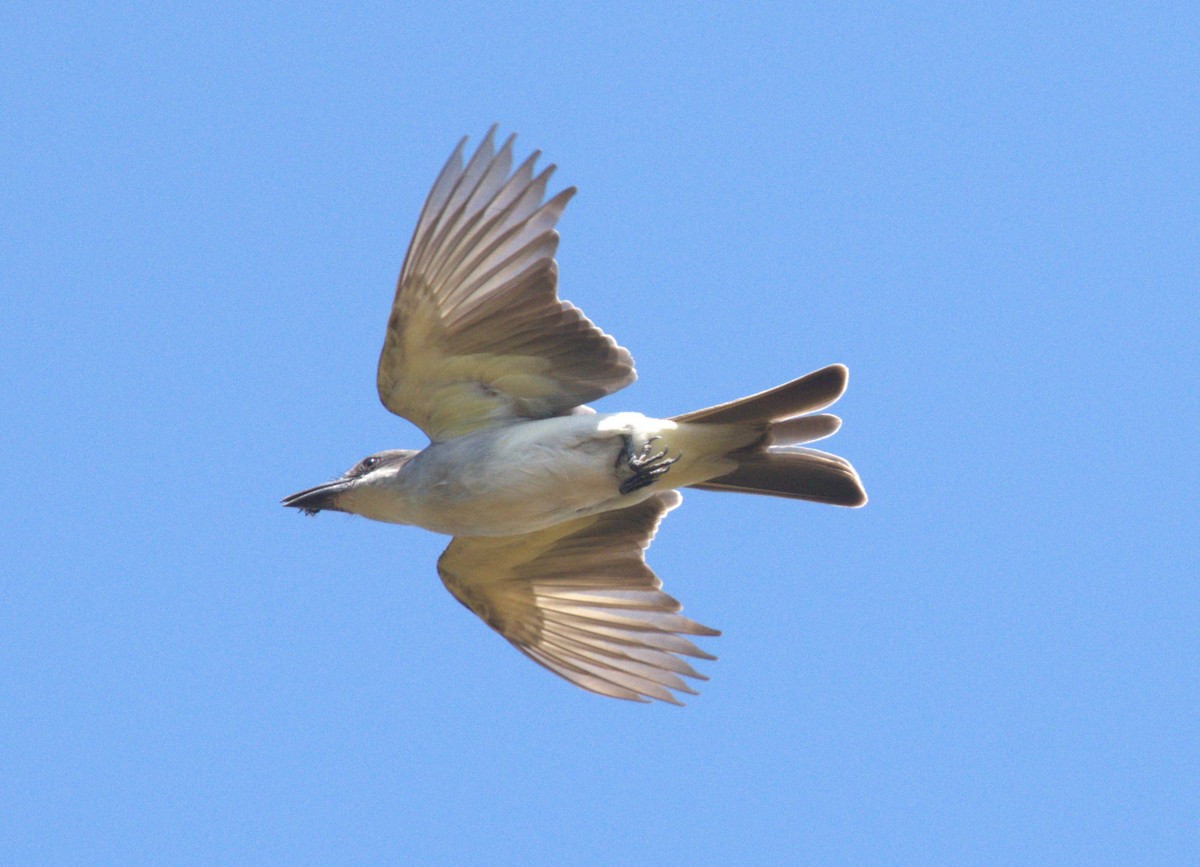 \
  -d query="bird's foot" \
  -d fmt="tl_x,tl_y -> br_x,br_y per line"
617,434 -> 681,495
